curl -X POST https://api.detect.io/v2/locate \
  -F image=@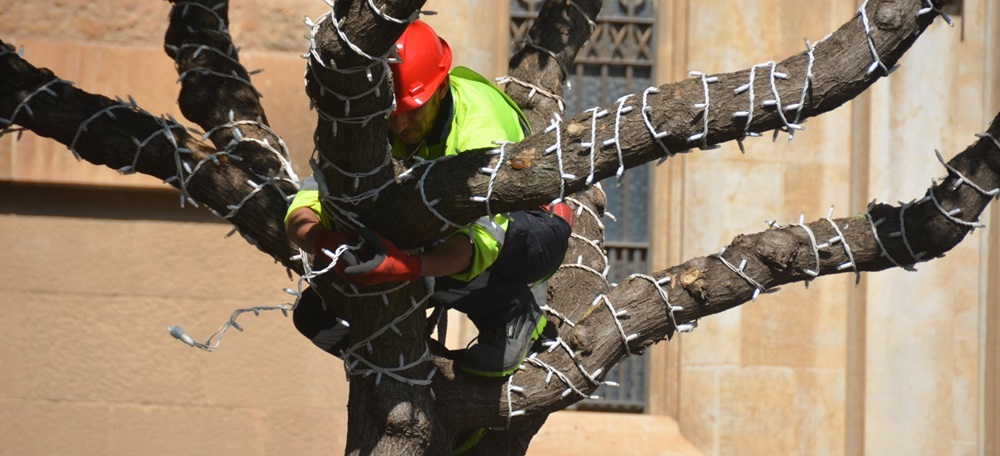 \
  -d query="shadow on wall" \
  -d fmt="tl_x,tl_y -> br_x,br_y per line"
0,182 -> 223,223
